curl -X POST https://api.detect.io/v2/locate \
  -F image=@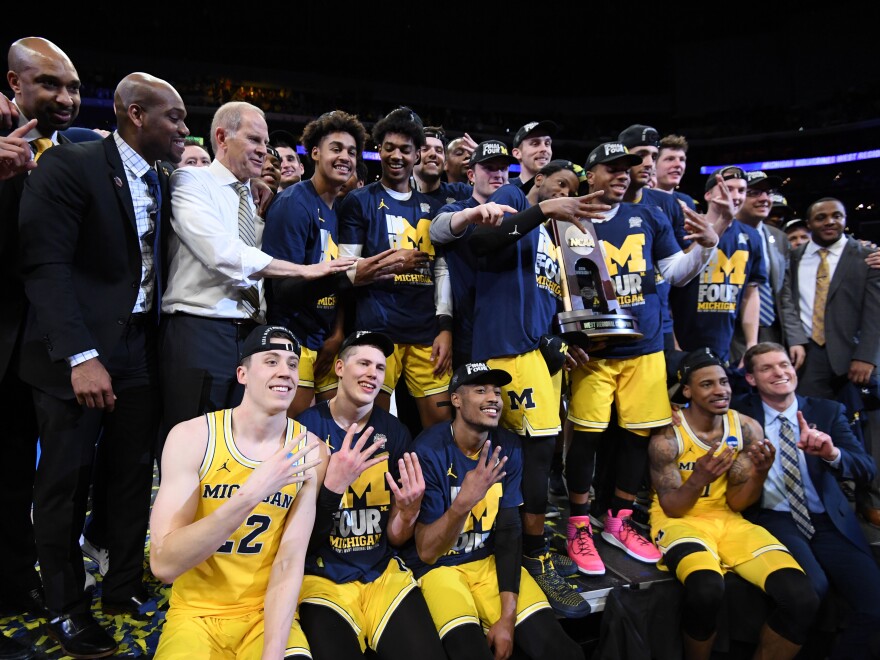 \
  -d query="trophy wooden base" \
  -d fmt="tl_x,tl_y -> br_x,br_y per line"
556,309 -> 643,349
